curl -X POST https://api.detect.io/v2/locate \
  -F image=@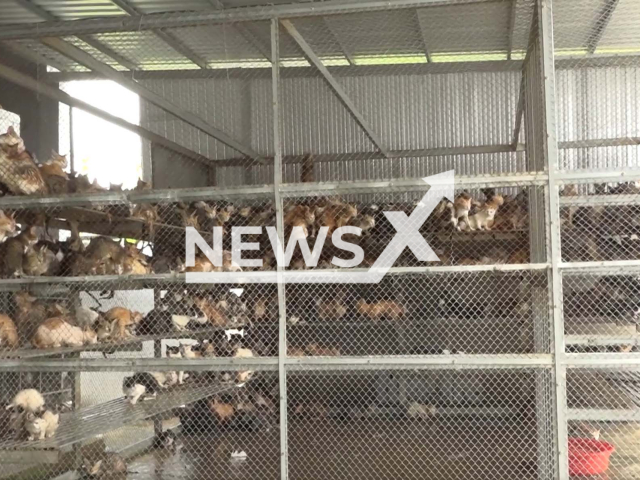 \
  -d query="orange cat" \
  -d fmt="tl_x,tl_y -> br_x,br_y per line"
105,307 -> 143,340
0,127 -> 47,195
38,151 -> 68,194
32,317 -> 97,348
0,314 -> 19,349
0,210 -> 16,242
356,299 -> 405,320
